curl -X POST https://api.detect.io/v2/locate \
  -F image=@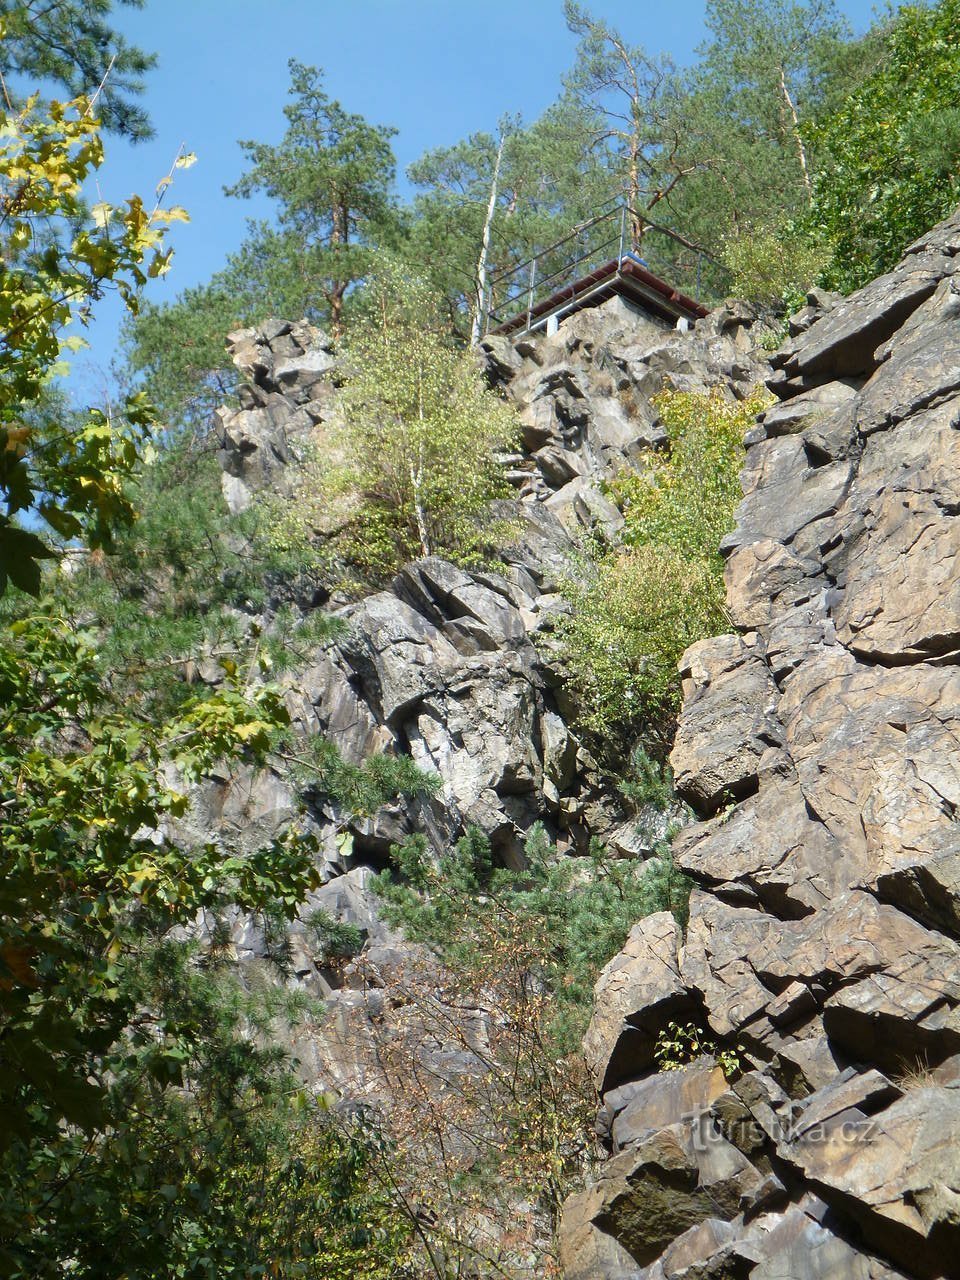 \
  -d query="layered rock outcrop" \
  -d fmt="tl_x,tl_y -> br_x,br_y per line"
201,295 -> 766,1103
561,214 -> 960,1279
